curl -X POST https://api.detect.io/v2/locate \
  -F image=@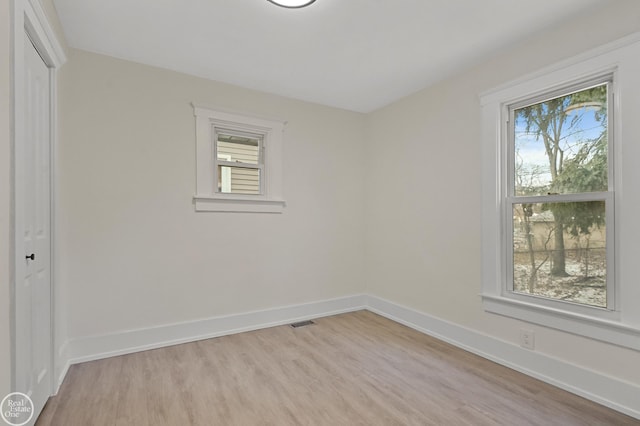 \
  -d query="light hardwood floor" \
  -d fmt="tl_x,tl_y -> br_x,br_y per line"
37,311 -> 638,425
